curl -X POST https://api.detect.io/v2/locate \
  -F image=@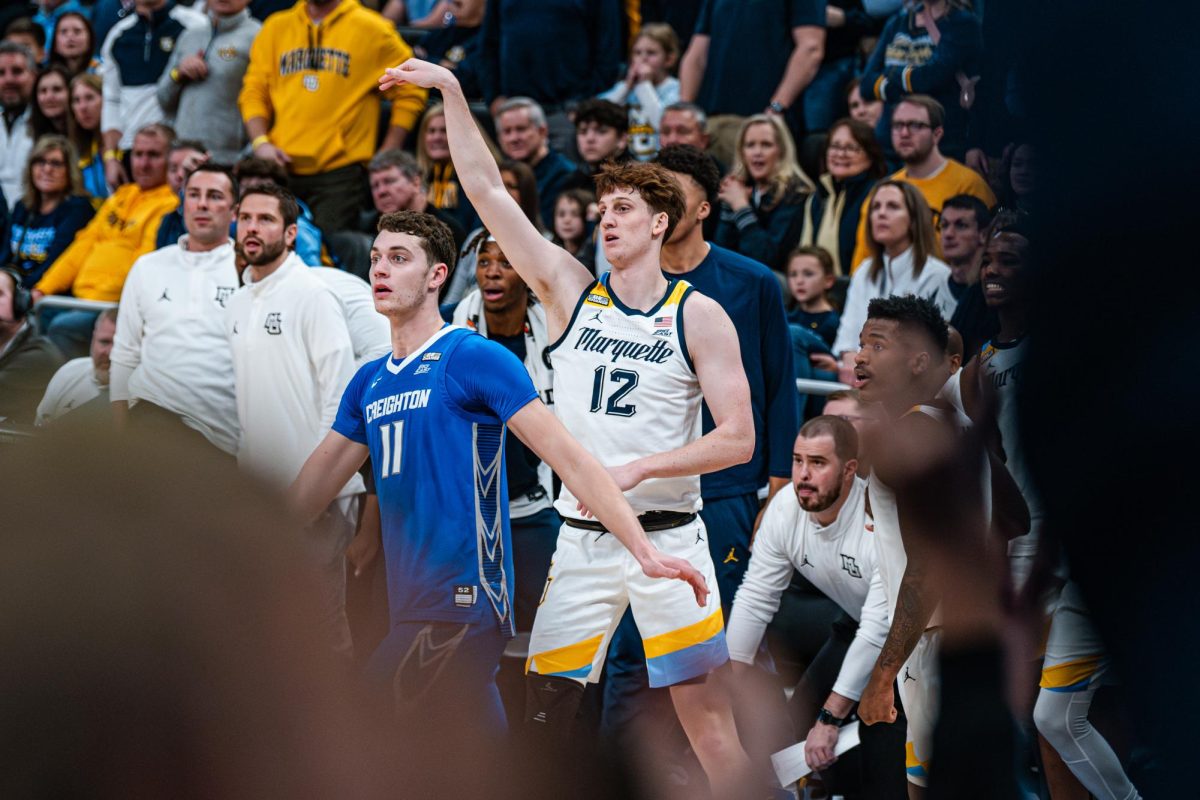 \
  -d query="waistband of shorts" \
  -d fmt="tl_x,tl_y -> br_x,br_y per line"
564,510 -> 697,533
